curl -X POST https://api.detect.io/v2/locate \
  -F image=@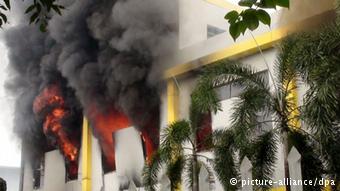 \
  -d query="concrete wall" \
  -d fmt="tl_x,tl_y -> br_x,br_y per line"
0,166 -> 20,191
65,180 -> 81,191
91,135 -> 104,191
43,150 -> 66,191
114,127 -> 145,186
21,162 -> 33,191
103,172 -> 120,191
167,0 -> 335,71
